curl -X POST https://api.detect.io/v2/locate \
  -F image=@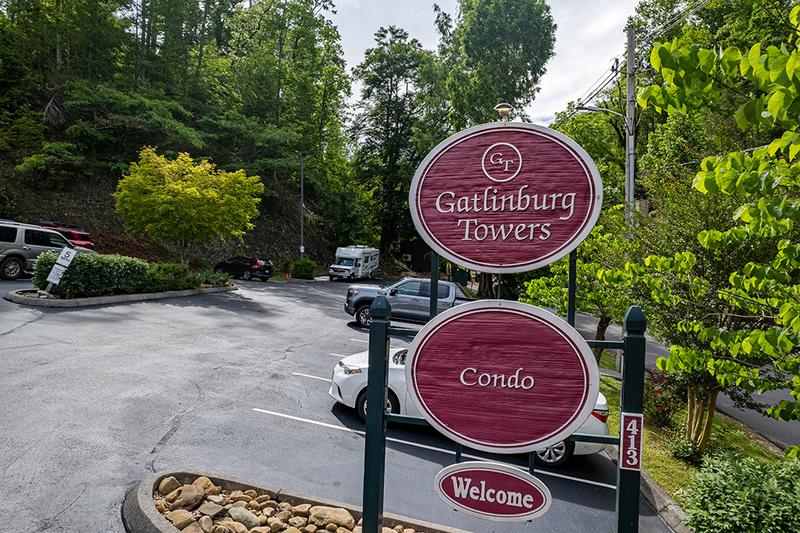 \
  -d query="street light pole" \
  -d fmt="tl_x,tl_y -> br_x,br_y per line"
625,23 -> 636,219
299,151 -> 306,258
